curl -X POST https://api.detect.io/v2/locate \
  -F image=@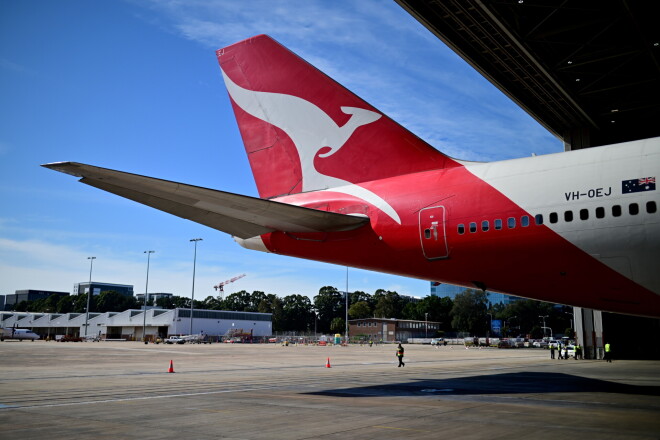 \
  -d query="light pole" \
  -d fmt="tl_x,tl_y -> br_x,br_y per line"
345,267 -> 349,344
564,309 -> 574,337
505,316 -> 517,336
425,312 -> 428,338
84,256 -> 96,339
190,238 -> 202,335
142,250 -> 154,343
539,315 -> 549,338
